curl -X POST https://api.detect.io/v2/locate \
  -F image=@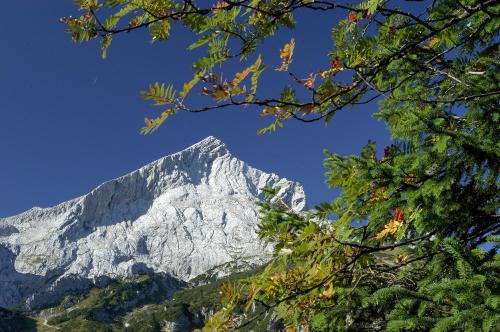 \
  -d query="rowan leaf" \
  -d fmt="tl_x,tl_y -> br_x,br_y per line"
140,109 -> 178,134
276,38 -> 295,71
101,34 -> 112,59
179,70 -> 205,98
